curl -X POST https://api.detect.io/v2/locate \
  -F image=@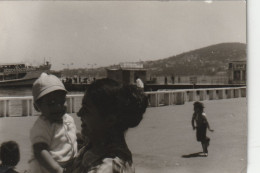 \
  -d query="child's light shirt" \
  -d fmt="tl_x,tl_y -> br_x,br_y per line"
30,113 -> 77,163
